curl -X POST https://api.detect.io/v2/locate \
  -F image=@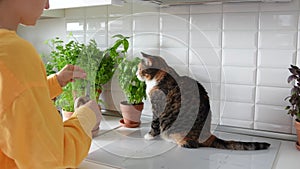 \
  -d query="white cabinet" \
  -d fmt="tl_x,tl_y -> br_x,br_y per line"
49,0 -> 124,10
